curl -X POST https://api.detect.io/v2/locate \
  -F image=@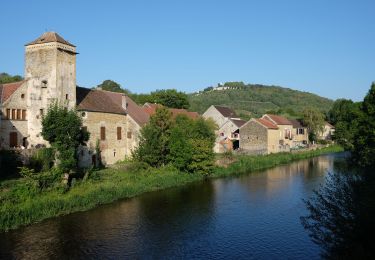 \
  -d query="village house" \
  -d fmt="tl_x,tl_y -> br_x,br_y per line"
289,119 -> 309,147
239,118 -> 280,154
261,114 -> 294,151
0,32 -> 149,166
318,122 -> 335,141
202,105 -> 246,153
